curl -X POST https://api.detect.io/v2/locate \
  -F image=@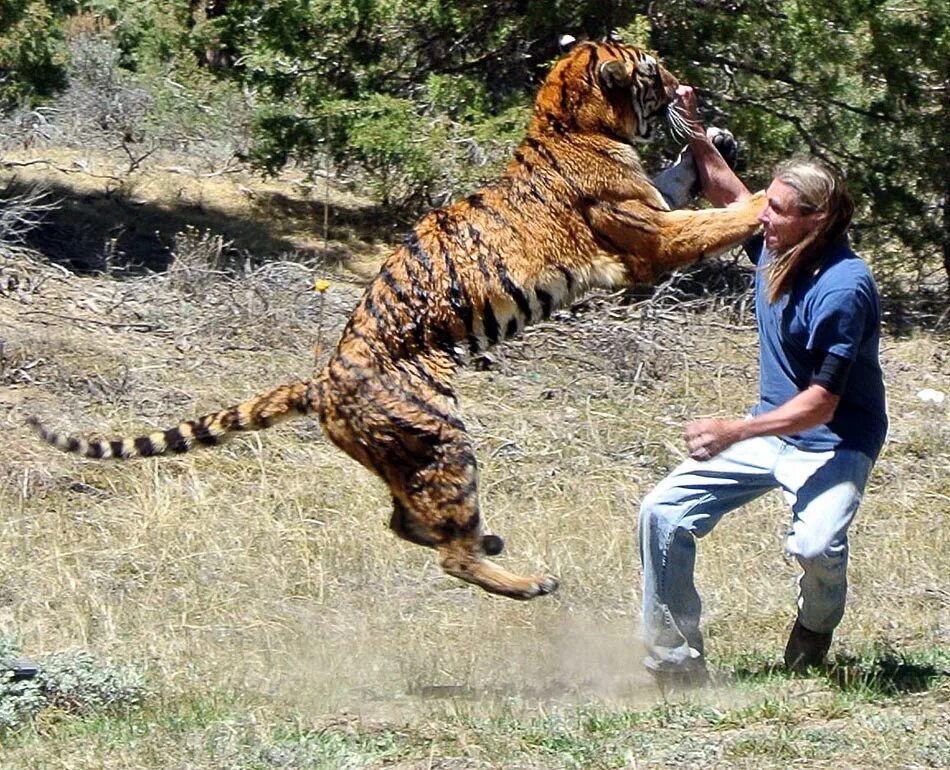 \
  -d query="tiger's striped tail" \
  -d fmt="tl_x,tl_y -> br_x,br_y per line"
28,380 -> 315,460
